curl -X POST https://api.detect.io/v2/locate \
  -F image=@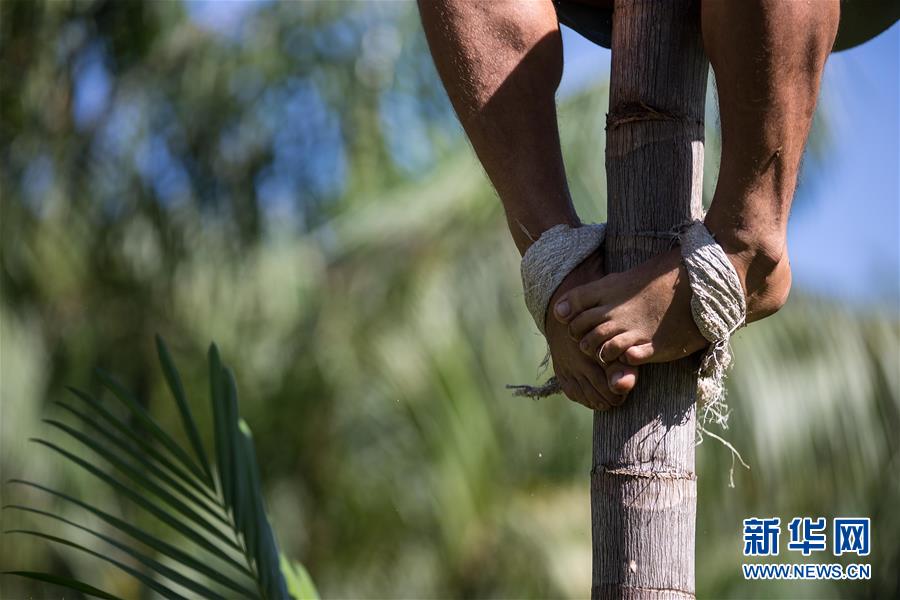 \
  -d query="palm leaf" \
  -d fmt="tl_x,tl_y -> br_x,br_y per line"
5,480 -> 257,598
64,385 -> 219,504
2,338 -> 316,600
281,556 -> 320,600
156,334 -> 215,484
5,507 -> 228,600
95,367 -> 211,487
52,400 -> 227,527
3,571 -> 120,600
6,529 -> 185,599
